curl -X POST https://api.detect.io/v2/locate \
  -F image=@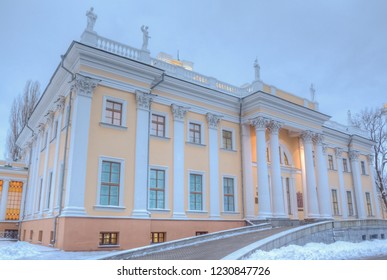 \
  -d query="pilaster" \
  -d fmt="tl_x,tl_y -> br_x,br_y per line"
171,104 -> 189,218
241,124 -> 255,219
62,75 -> 98,217
207,113 -> 222,219
0,179 -> 10,221
132,90 -> 153,218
